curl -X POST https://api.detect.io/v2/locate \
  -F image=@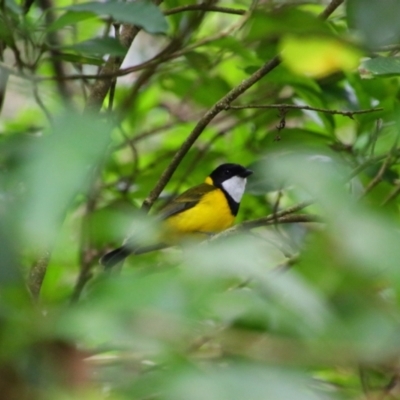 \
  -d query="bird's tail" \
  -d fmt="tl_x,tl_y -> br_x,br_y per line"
100,246 -> 131,269
100,243 -> 170,269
